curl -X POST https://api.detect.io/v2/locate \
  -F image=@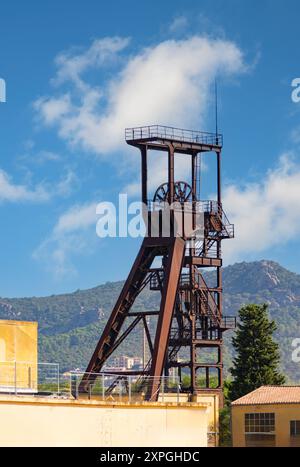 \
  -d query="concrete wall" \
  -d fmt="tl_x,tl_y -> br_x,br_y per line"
158,393 -> 219,426
0,320 -> 38,392
0,396 -> 209,447
232,403 -> 300,447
